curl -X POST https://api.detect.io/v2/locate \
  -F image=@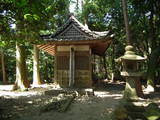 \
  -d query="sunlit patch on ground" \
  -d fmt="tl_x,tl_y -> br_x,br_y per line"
94,91 -> 122,98
31,83 -> 61,89
0,85 -> 14,91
